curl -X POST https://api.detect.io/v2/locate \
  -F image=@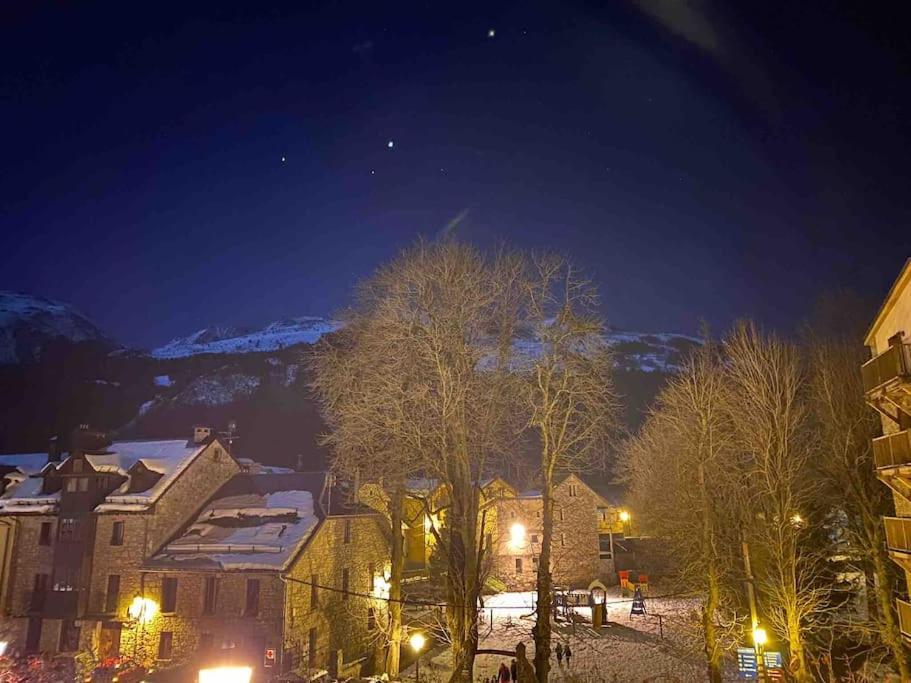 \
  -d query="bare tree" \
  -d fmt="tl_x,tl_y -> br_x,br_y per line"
725,322 -> 823,682
521,253 -> 619,682
625,340 -> 742,682
313,239 -> 525,682
805,330 -> 909,679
